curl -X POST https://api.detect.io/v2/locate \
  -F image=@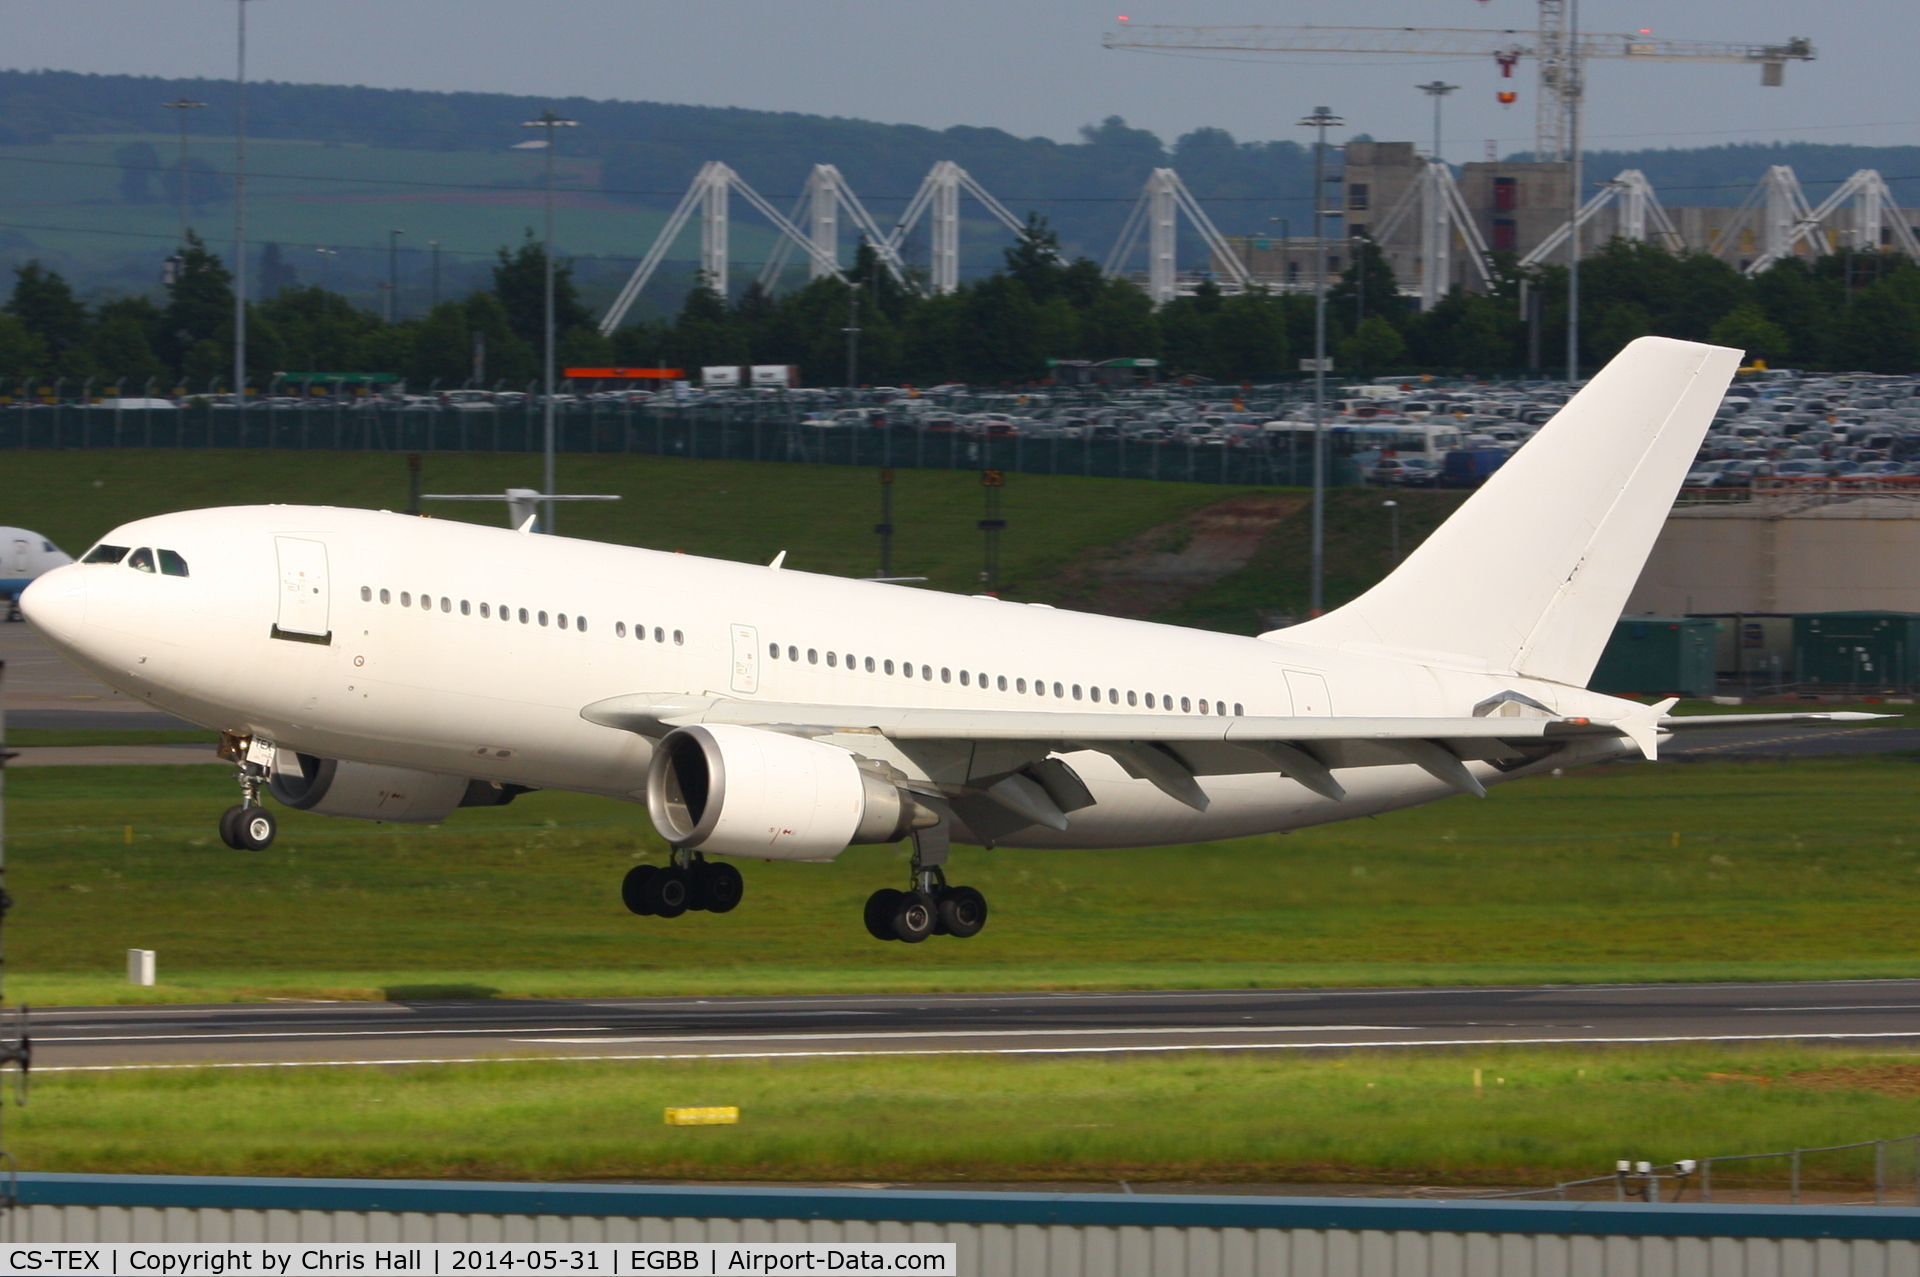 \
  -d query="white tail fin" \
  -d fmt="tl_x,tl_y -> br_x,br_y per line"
1279,337 -> 1741,687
